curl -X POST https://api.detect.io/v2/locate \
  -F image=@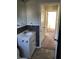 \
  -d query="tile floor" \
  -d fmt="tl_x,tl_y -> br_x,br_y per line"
42,28 -> 57,49
31,28 -> 57,59
31,48 -> 55,59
